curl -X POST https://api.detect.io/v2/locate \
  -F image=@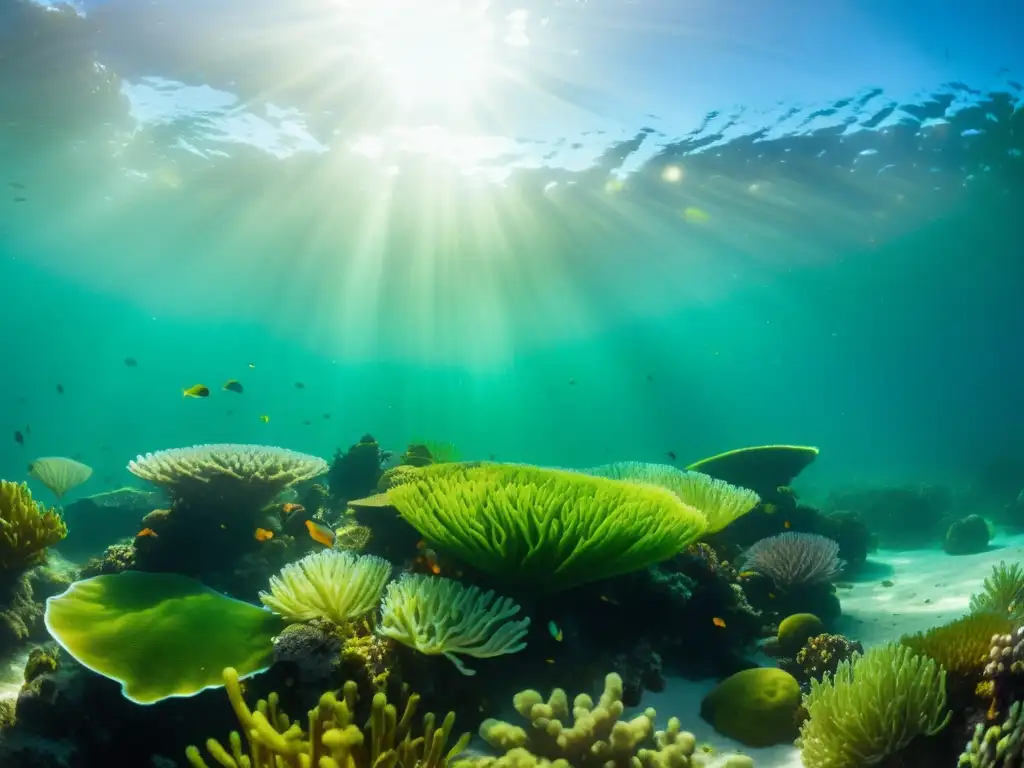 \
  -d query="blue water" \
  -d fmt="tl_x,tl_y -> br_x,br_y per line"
1,0 -> 1022,503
